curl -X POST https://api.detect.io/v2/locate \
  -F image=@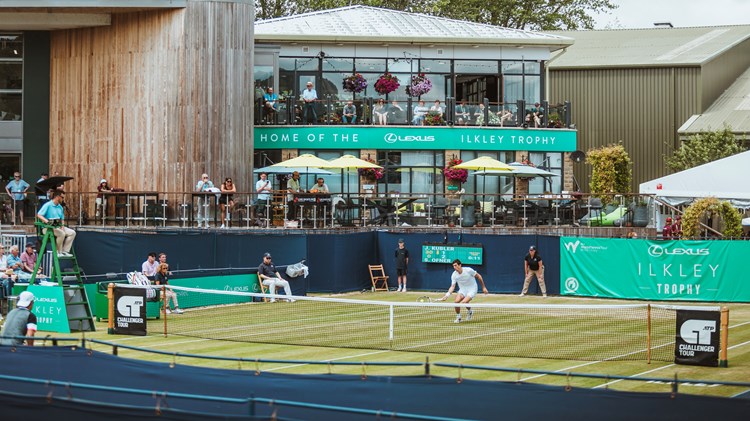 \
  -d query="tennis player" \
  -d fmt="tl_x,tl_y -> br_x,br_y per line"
442,259 -> 488,323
